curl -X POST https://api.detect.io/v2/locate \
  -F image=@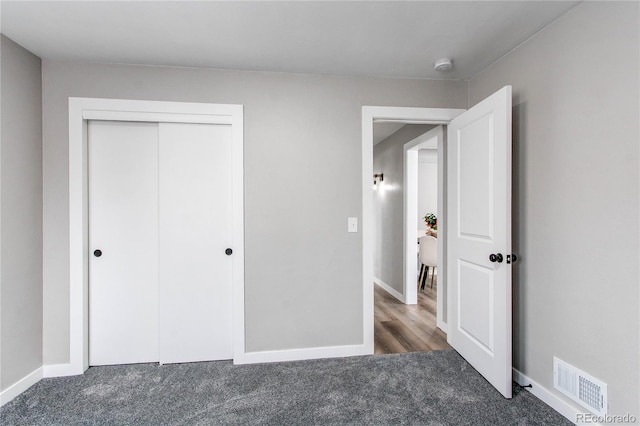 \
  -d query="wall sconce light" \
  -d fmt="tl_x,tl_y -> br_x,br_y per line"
373,173 -> 384,189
